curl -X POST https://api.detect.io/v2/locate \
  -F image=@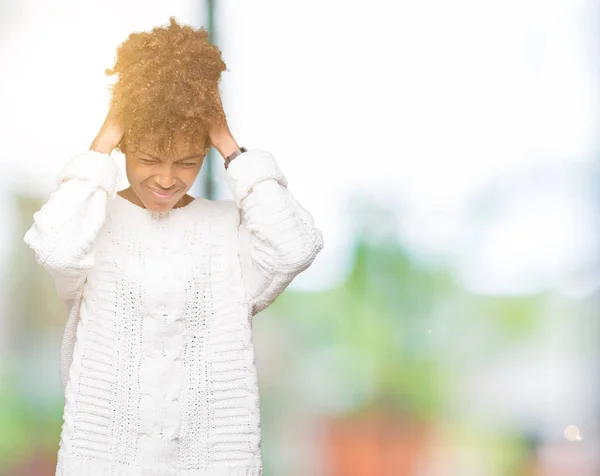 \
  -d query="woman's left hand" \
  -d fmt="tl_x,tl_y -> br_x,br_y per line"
208,86 -> 240,159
